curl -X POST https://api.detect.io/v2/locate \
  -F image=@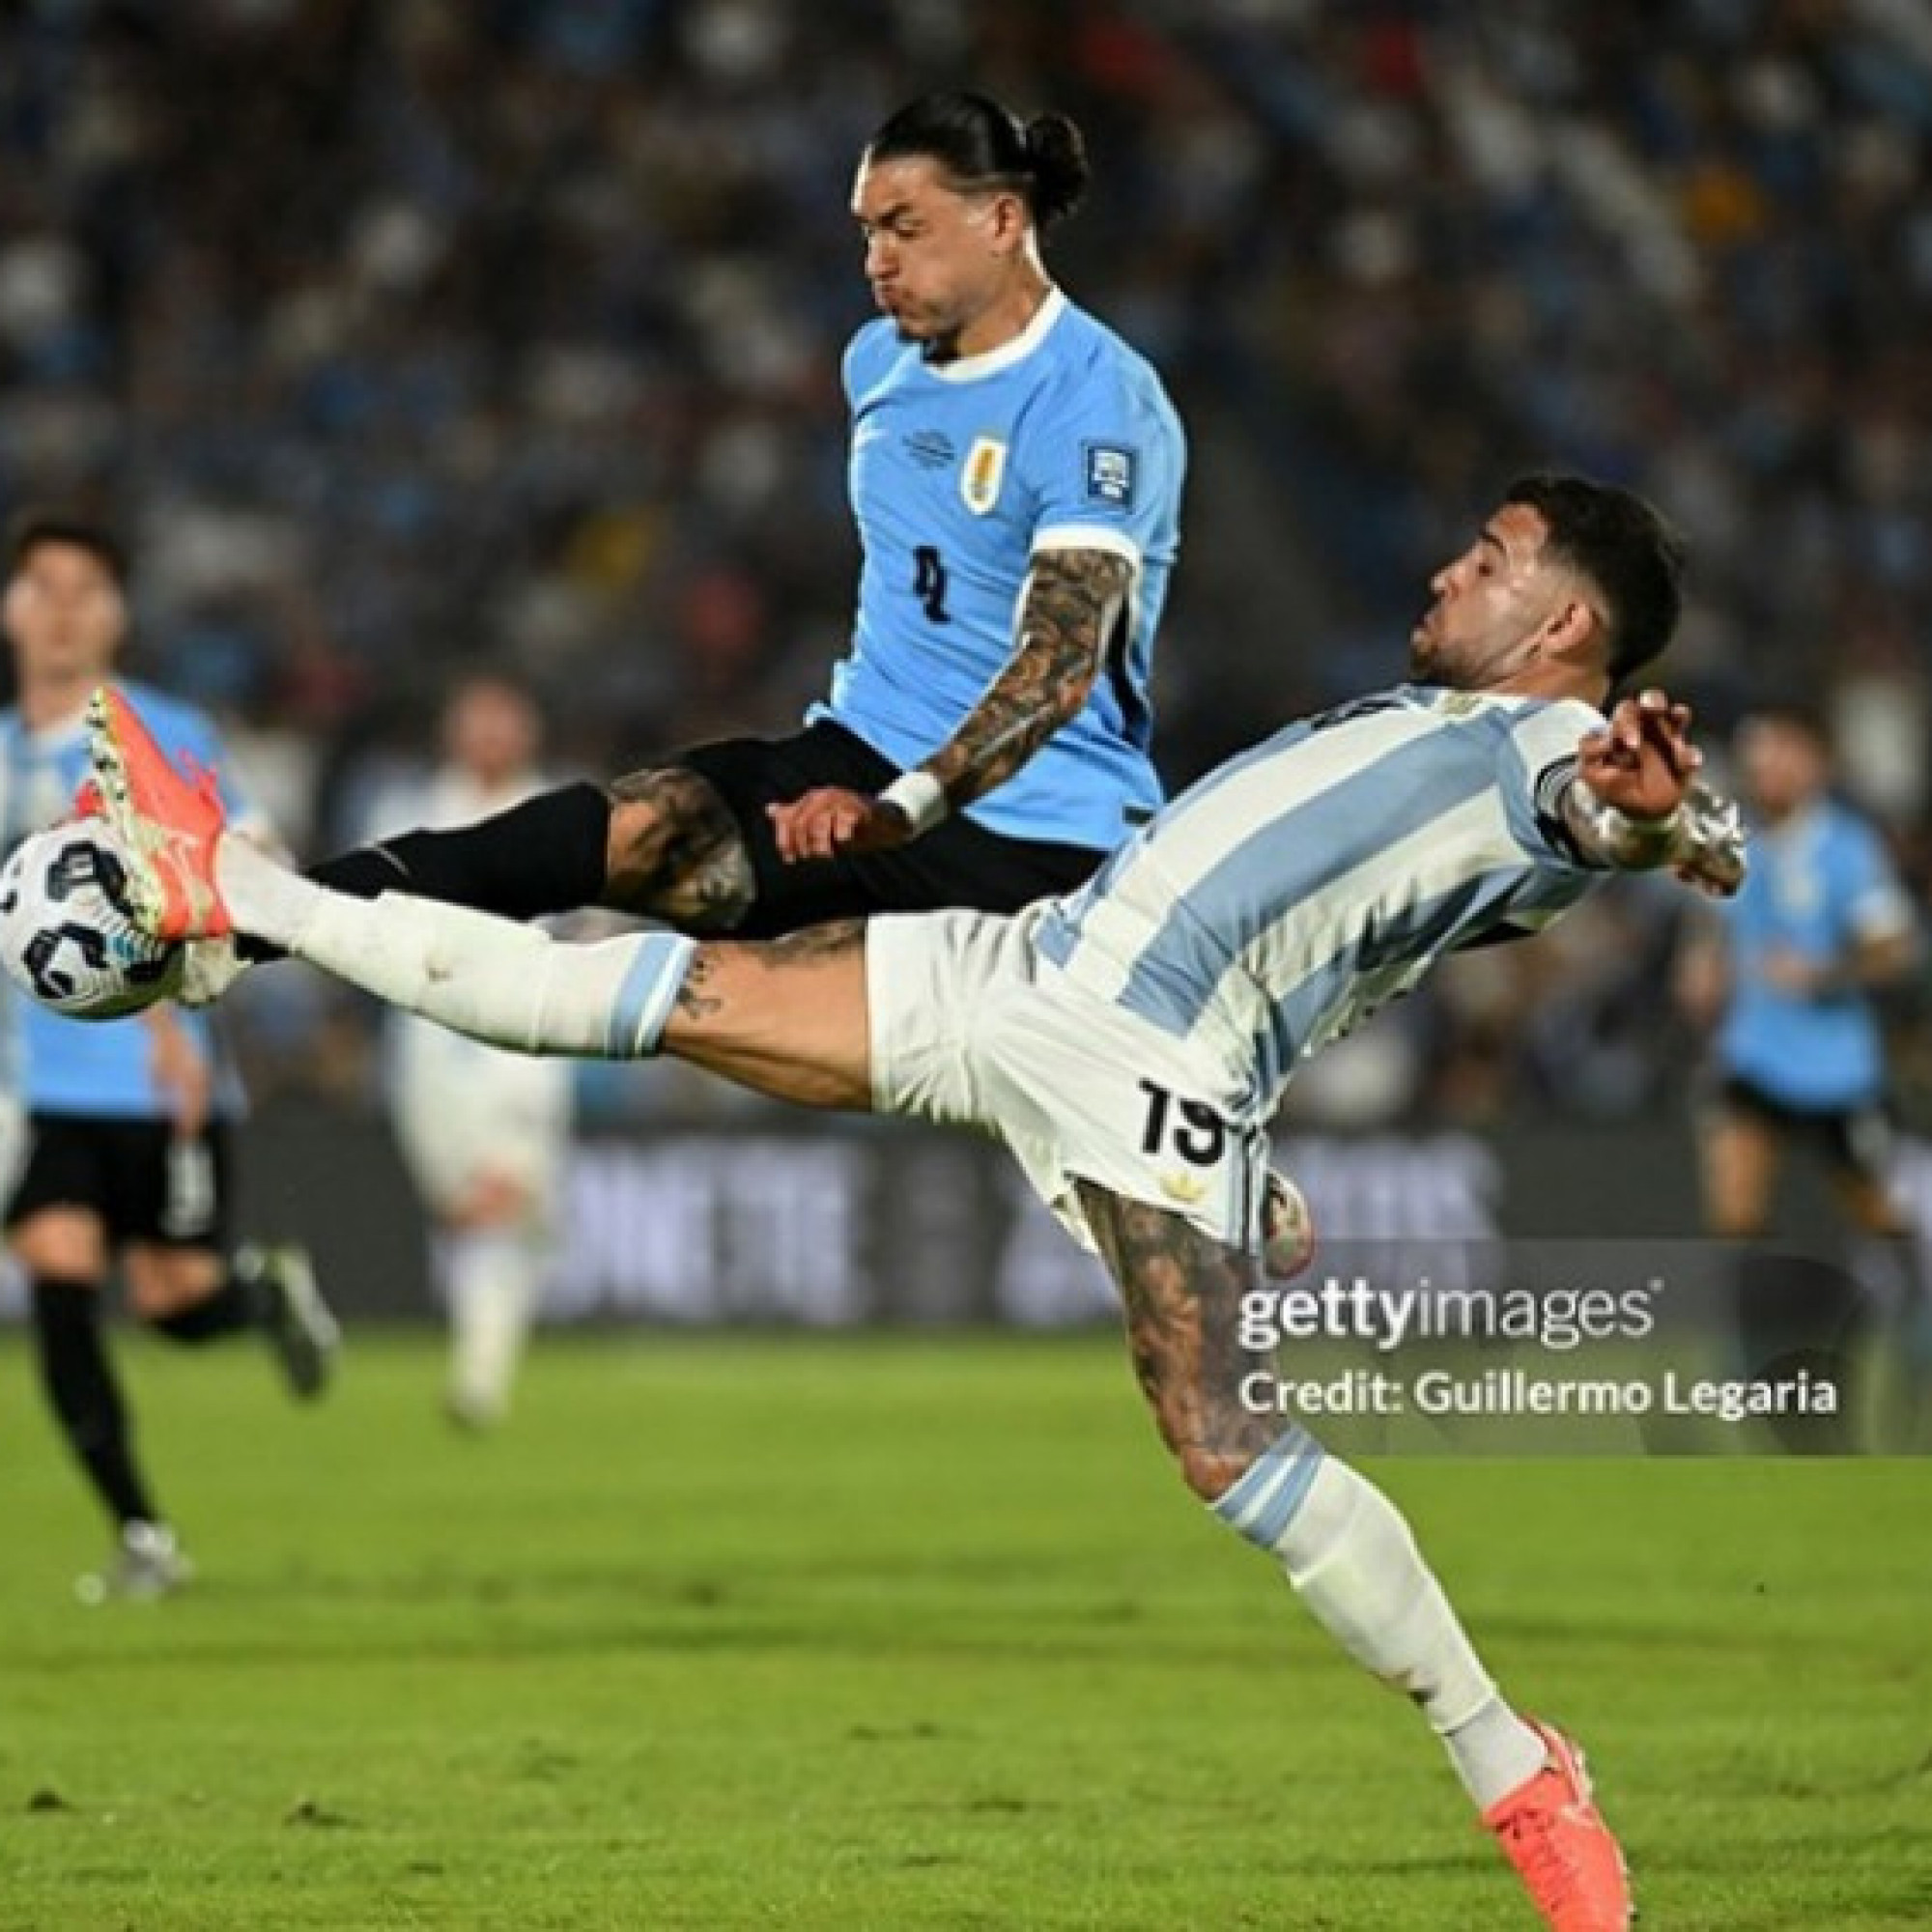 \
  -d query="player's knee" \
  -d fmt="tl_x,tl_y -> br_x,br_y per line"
1704,1178 -> 1770,1238
124,1248 -> 220,1319
603,793 -> 655,879
1707,1198 -> 1770,1240
1151,1390 -> 1268,1504
11,1211 -> 105,1283
606,769 -> 754,930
